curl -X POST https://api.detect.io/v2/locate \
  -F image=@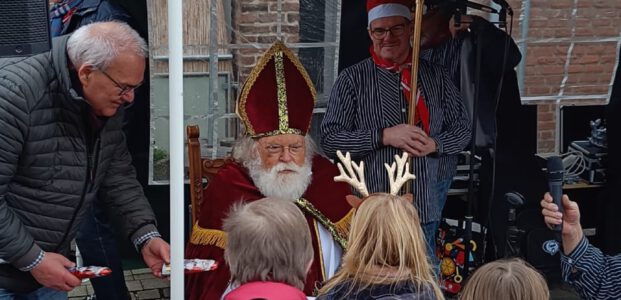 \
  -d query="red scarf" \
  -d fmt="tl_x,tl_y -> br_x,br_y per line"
370,46 -> 430,134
